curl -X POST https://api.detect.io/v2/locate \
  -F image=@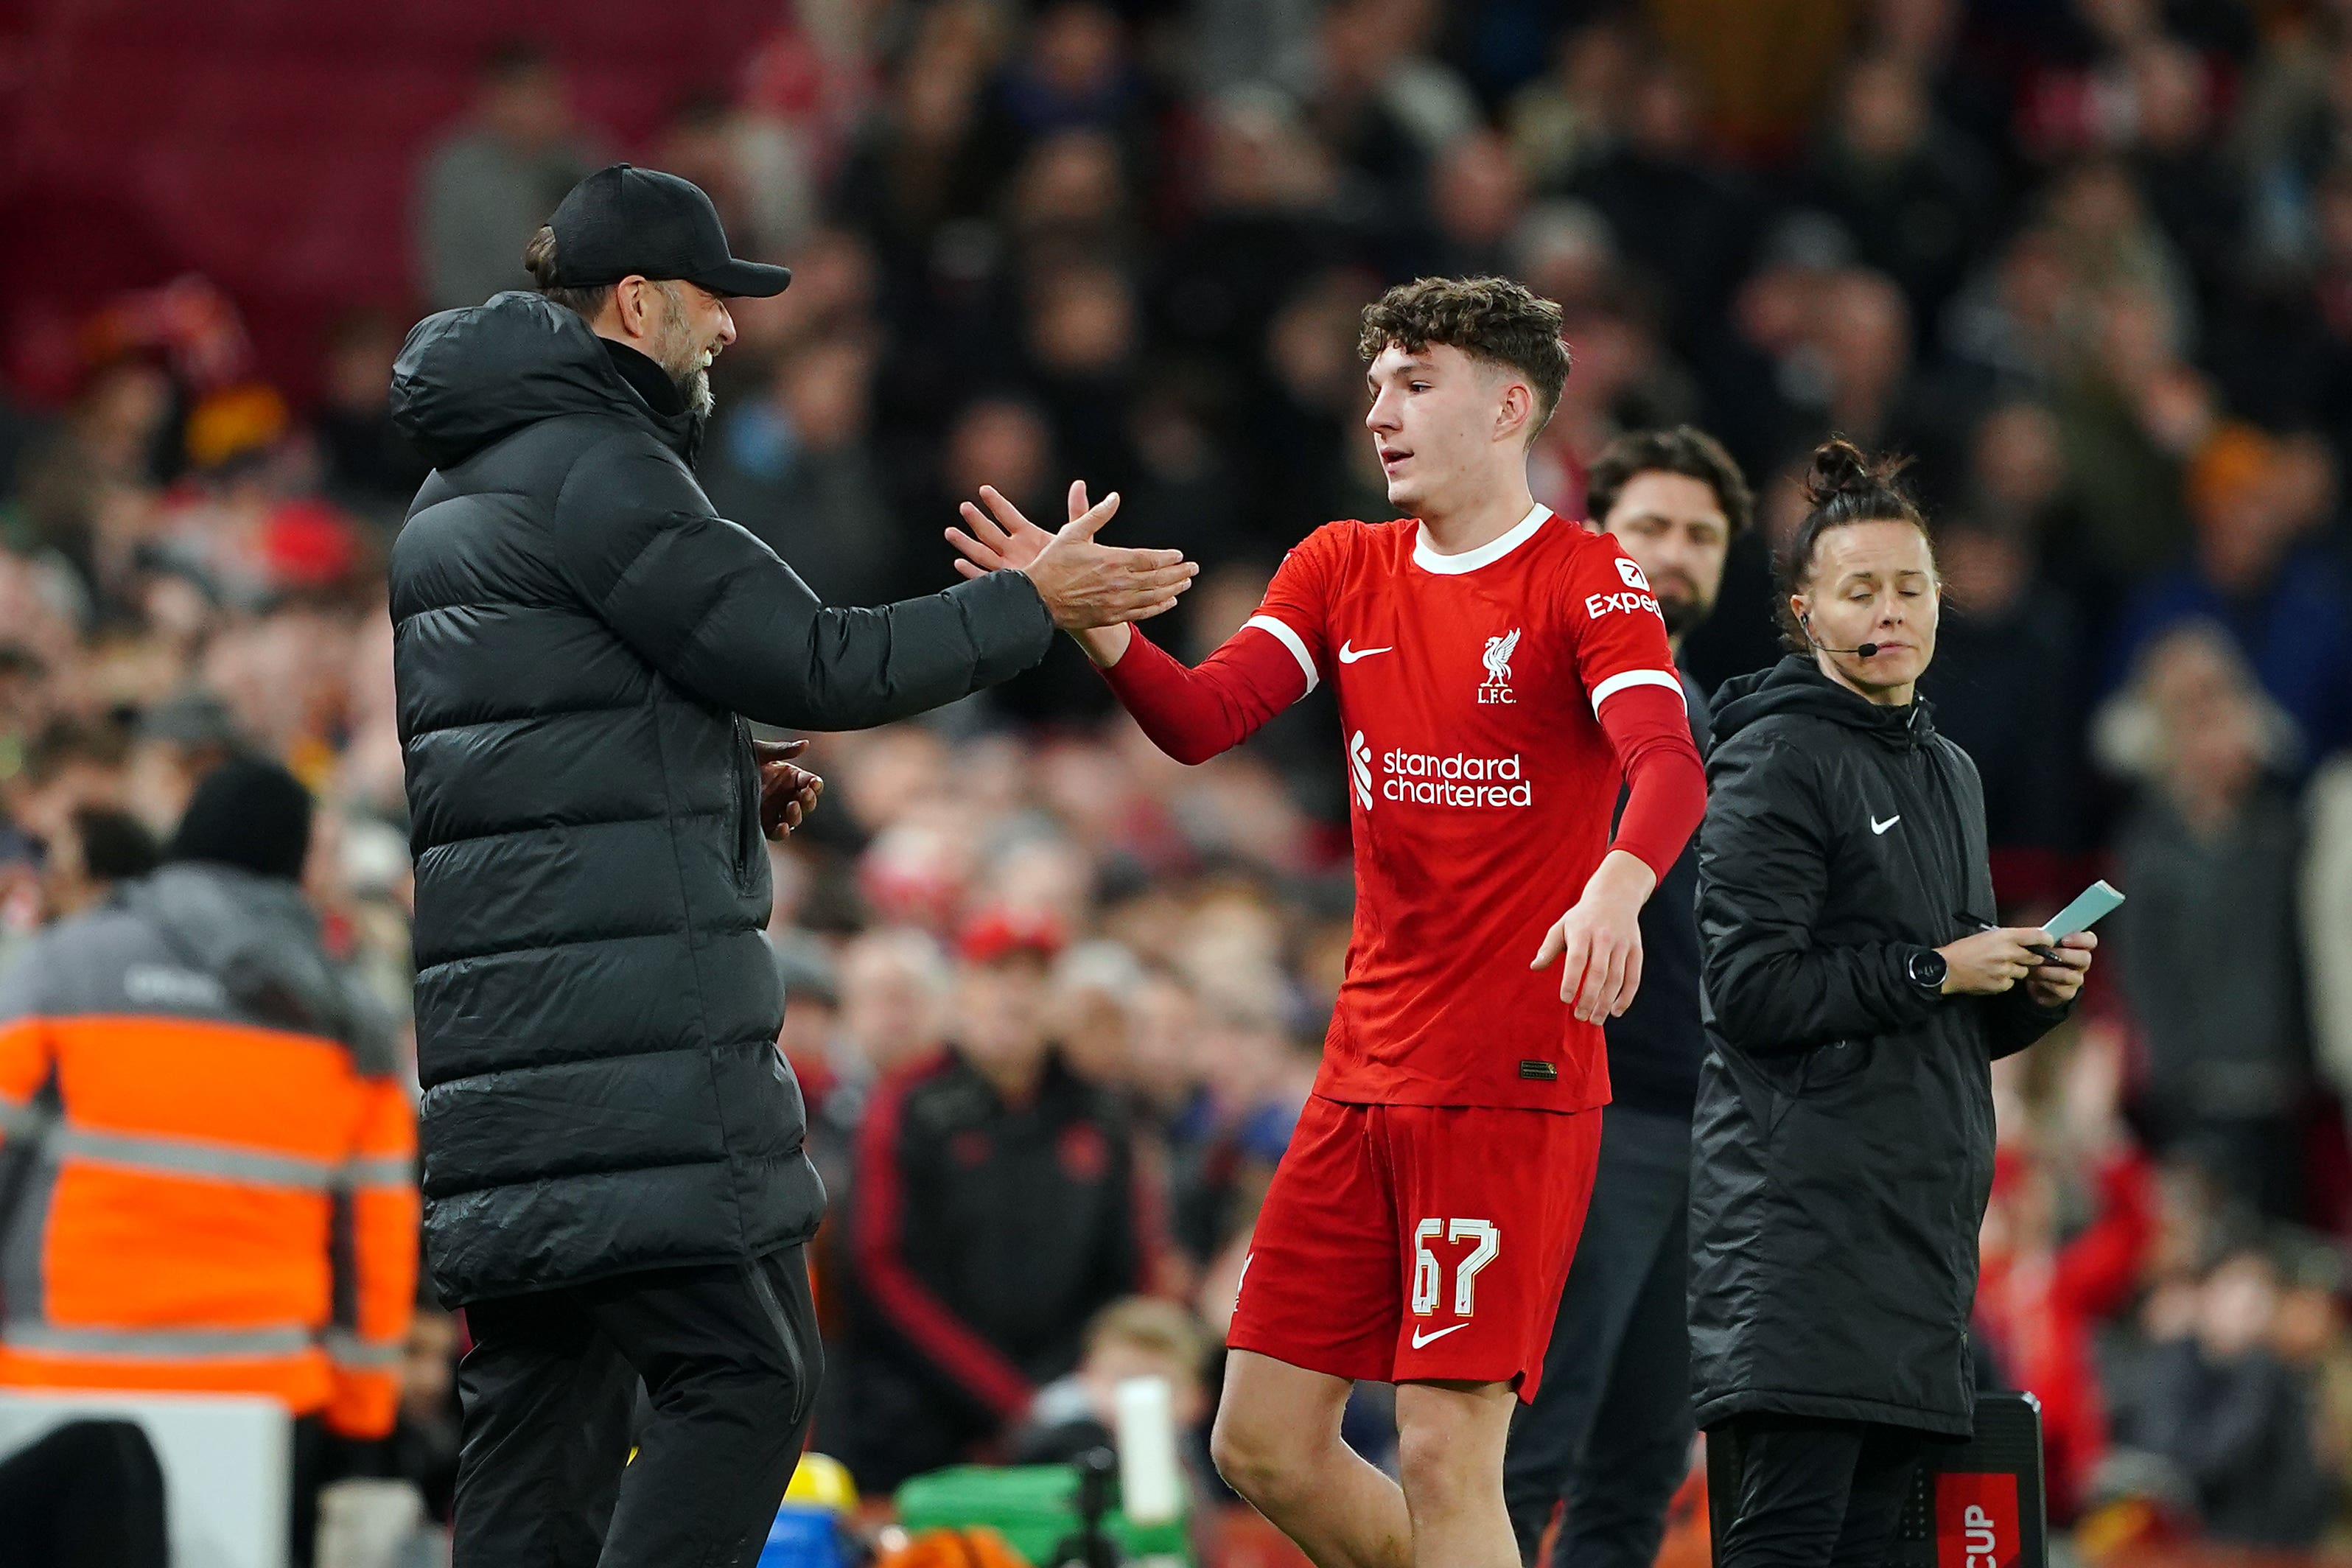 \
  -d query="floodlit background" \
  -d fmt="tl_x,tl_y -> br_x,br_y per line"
1,0 -> 2351,1564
